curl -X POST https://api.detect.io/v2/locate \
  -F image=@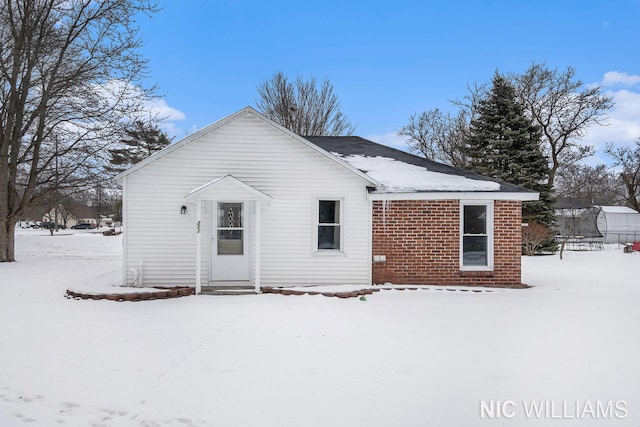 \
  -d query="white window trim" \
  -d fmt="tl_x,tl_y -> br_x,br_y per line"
313,197 -> 346,255
460,200 -> 494,271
